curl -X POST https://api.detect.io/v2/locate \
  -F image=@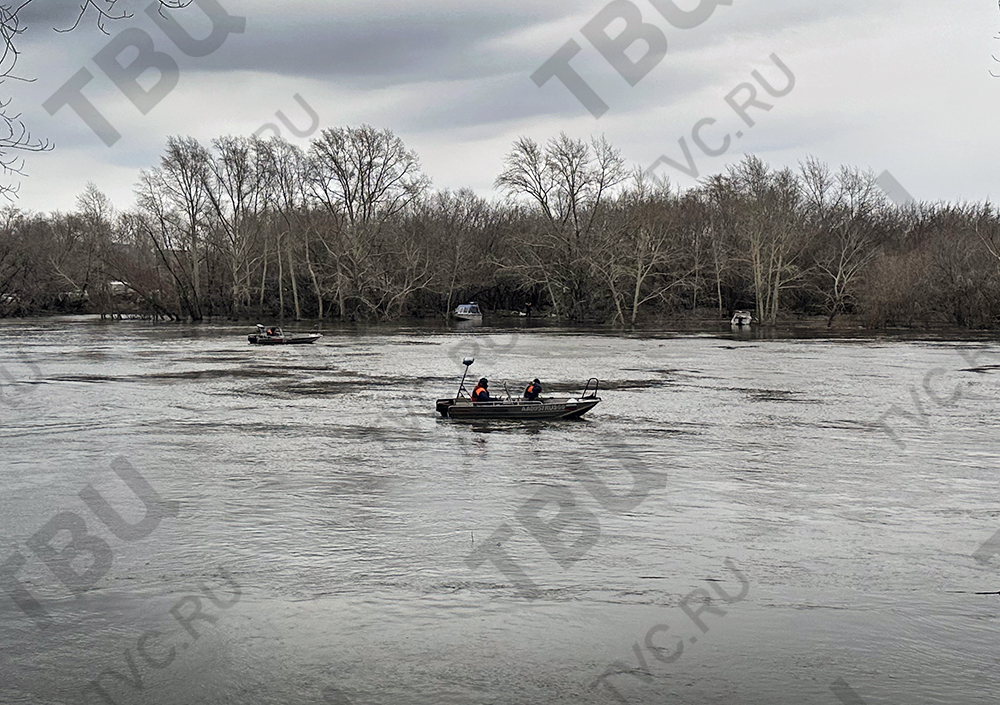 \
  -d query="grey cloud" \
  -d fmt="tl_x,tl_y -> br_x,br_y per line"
190,13 -> 552,87
403,58 -> 723,133
18,0 -> 895,91
16,0 -> 166,32
175,0 -> 897,100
